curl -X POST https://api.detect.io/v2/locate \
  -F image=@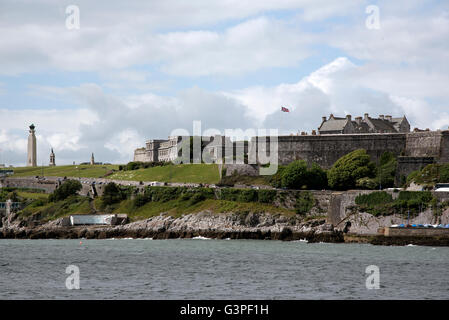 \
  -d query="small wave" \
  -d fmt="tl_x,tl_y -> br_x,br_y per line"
292,239 -> 308,243
407,244 -> 417,247
192,236 -> 211,240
